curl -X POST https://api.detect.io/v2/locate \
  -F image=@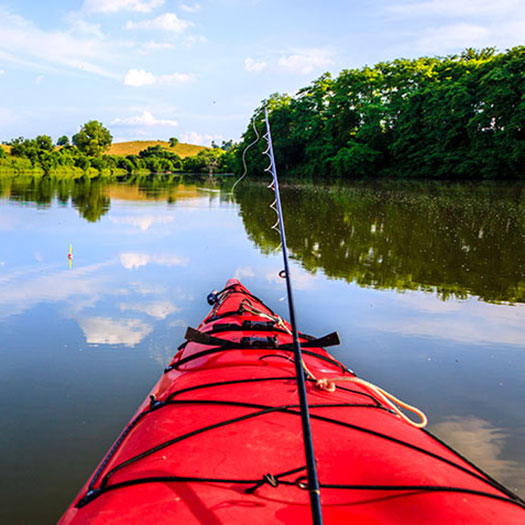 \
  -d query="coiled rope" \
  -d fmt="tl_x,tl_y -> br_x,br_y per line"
316,377 -> 428,428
